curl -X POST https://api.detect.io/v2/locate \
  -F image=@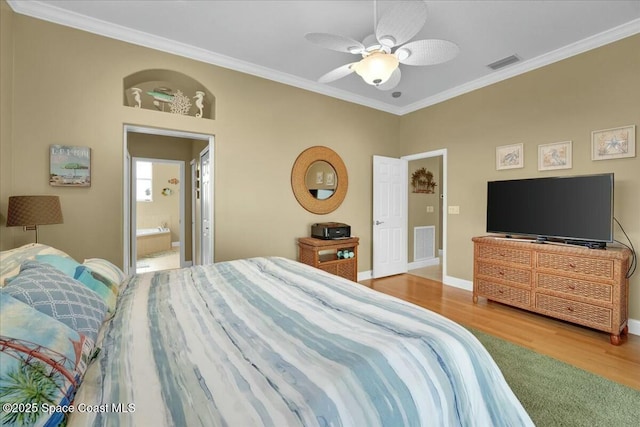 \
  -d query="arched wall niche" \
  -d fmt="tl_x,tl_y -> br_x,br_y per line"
123,69 -> 215,120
